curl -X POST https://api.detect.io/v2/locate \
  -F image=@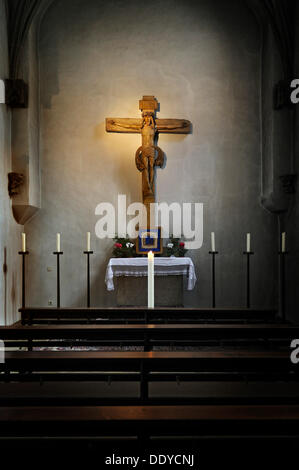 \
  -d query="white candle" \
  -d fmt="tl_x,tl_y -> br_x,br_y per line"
56,233 -> 61,252
281,232 -> 286,253
211,232 -> 215,252
21,233 -> 26,252
246,233 -> 251,253
148,251 -> 154,308
87,232 -> 91,252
